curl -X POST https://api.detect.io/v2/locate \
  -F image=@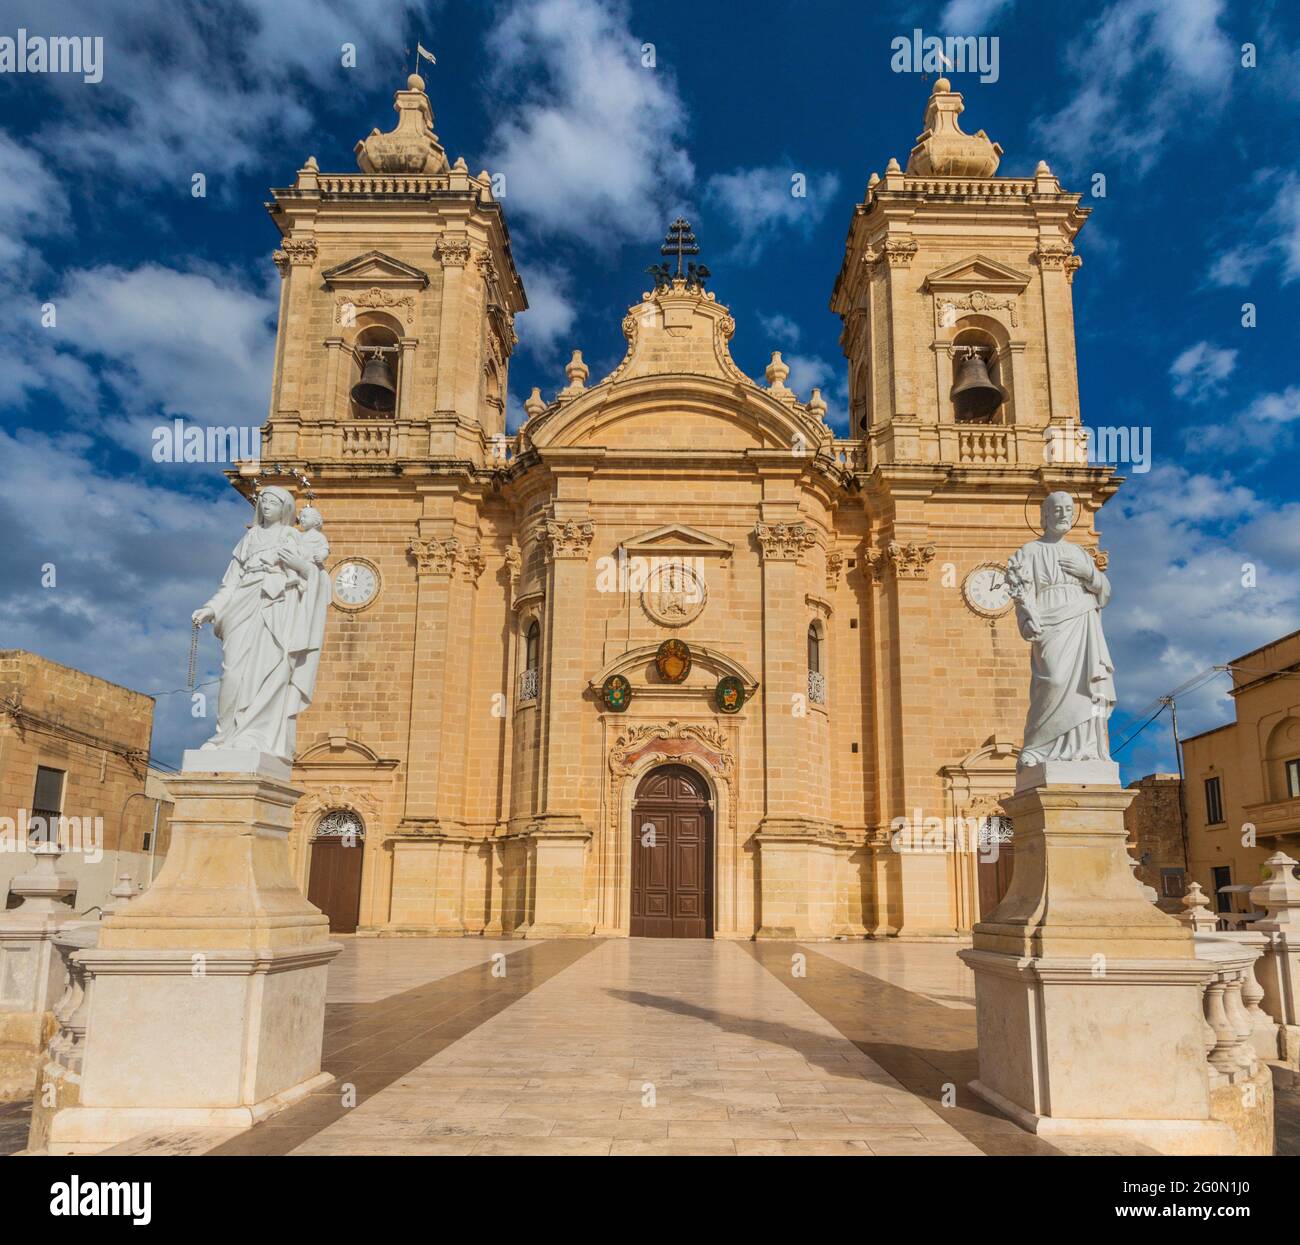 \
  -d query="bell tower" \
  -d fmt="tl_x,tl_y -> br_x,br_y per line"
832,76 -> 1089,463
261,72 -> 527,467
830,78 -> 1118,938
